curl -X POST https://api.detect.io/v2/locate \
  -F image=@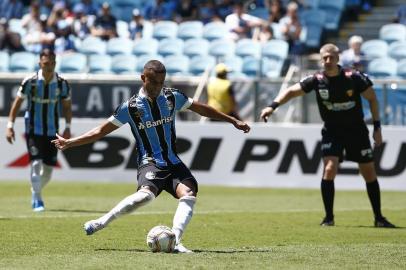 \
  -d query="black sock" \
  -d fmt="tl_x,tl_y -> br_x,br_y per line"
366,179 -> 382,219
321,179 -> 334,220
